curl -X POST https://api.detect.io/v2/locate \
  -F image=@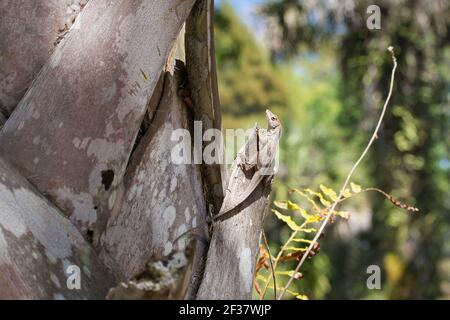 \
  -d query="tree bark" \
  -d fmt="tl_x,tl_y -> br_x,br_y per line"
196,128 -> 272,299
0,156 -> 115,299
99,33 -> 208,286
0,0 -> 86,118
0,0 -> 196,241
0,0 -> 273,300
186,0 -> 227,212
